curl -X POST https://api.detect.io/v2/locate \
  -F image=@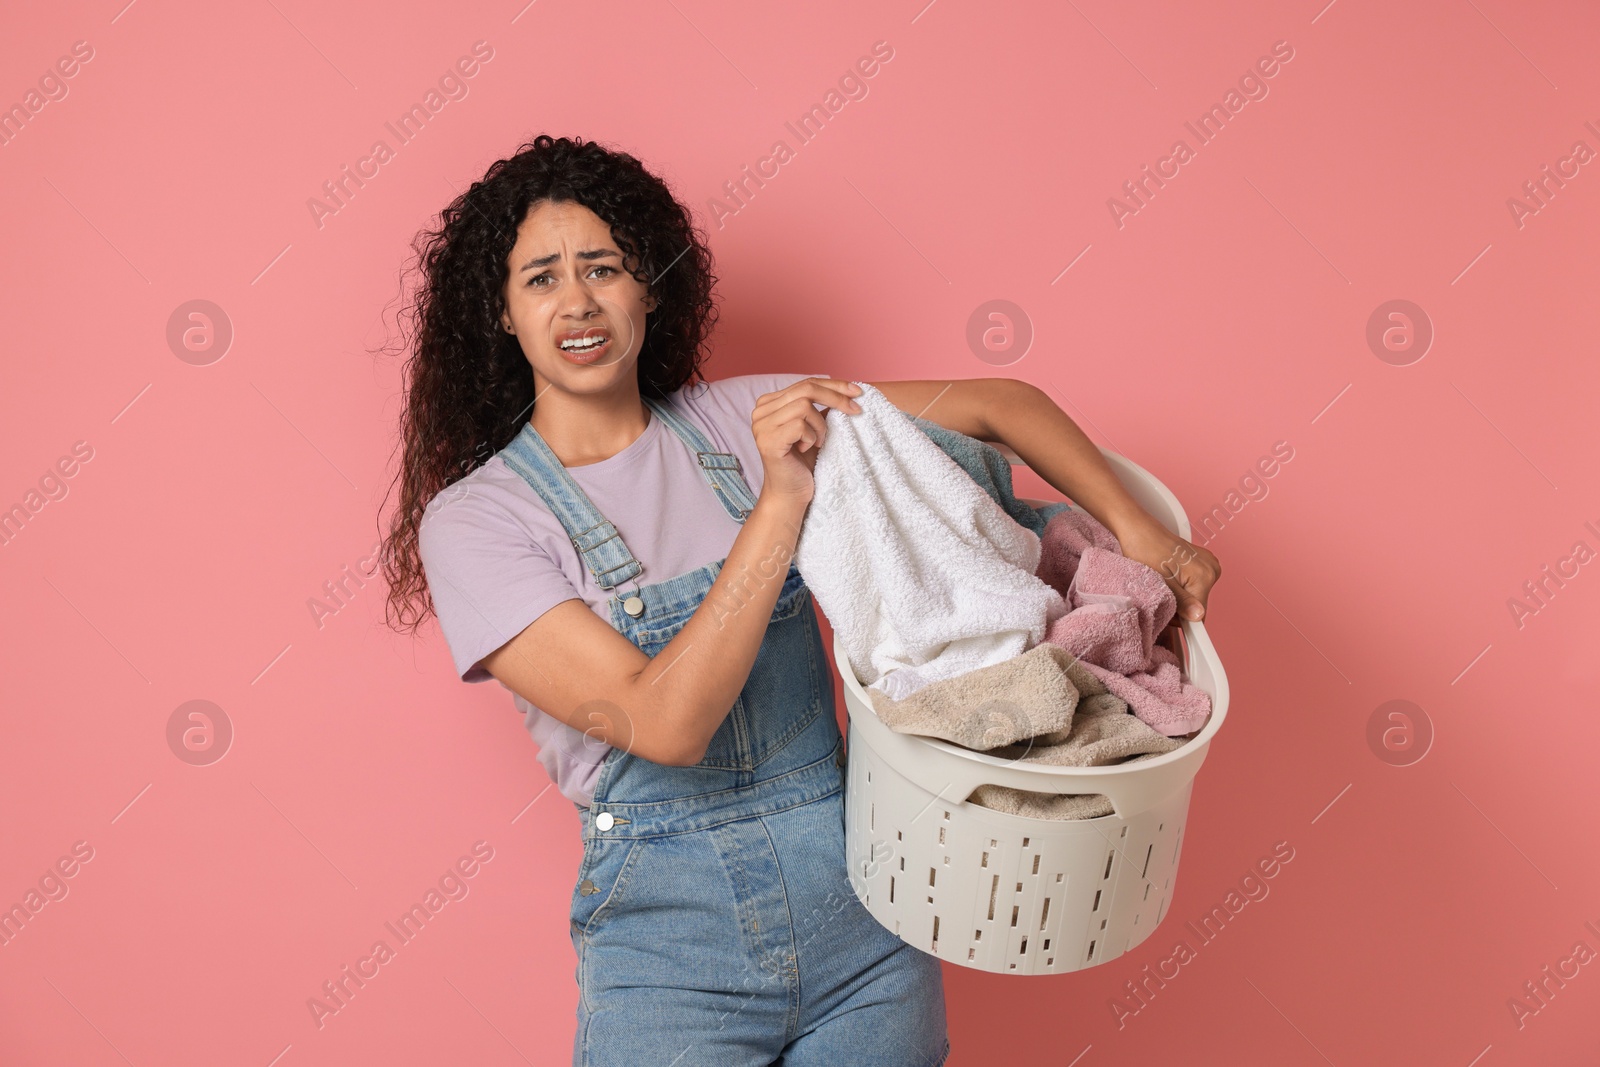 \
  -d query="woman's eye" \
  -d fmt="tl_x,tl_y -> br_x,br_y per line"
527,267 -> 611,287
